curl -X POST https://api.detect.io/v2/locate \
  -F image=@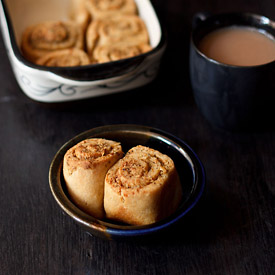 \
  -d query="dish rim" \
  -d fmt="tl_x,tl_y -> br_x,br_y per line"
49,124 -> 206,238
